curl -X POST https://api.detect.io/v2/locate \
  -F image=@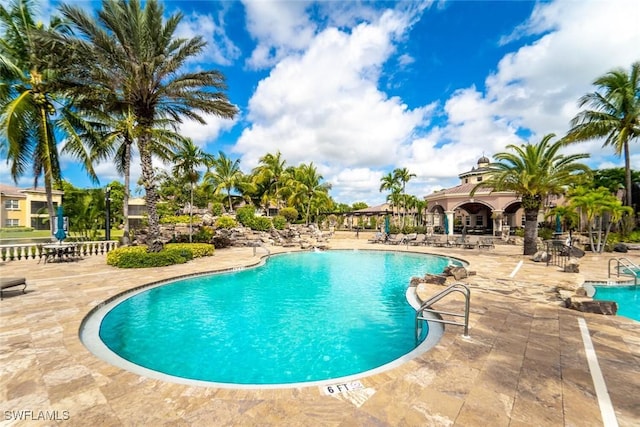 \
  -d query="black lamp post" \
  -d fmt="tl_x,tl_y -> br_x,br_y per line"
105,186 -> 111,241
